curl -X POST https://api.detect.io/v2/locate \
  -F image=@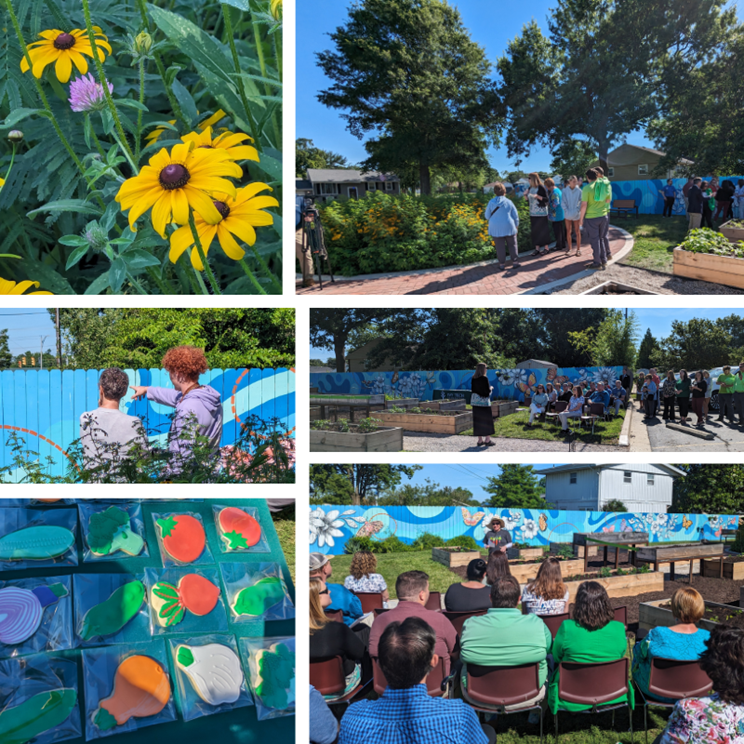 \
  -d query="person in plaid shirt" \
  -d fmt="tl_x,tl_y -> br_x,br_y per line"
339,616 -> 494,744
